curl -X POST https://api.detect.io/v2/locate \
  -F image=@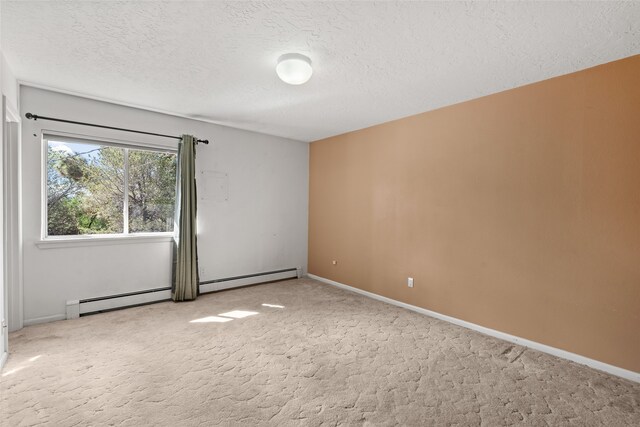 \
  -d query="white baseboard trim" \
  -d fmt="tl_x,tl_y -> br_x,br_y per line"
307,274 -> 640,383
24,313 -> 67,326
